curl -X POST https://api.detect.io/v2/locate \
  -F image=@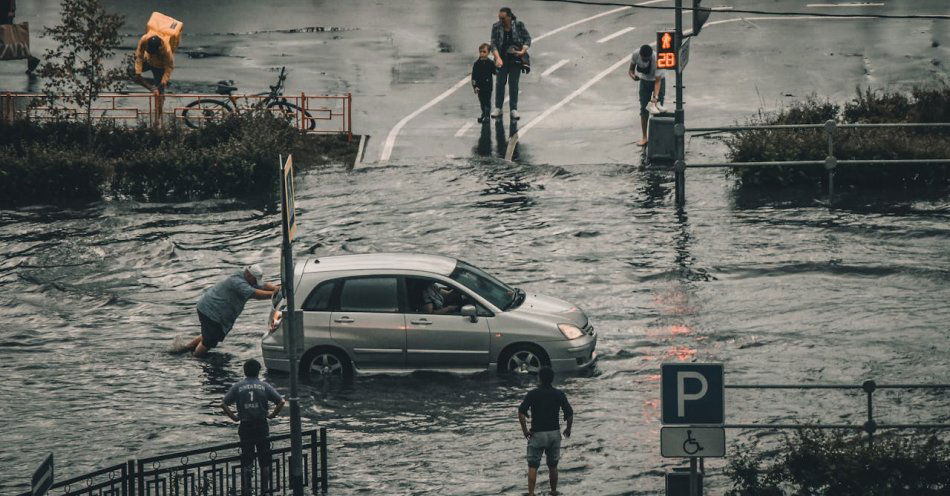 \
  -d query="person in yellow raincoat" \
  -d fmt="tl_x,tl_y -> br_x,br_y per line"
133,34 -> 173,94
